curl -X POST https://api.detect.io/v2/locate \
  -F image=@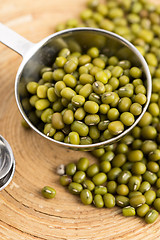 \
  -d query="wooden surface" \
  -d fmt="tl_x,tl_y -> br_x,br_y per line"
0,0 -> 160,239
